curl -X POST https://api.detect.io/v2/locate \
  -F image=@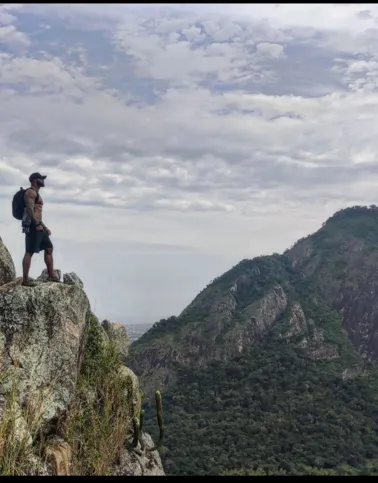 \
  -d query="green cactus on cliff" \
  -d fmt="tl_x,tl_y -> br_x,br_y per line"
147,390 -> 164,452
131,416 -> 140,448
139,409 -> 146,450
130,392 -> 164,452
139,409 -> 145,433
